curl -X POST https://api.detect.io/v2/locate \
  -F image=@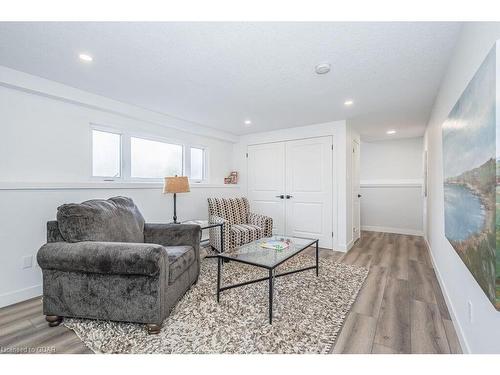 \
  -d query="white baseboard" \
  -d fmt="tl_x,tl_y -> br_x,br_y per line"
0,284 -> 42,308
424,237 -> 470,354
345,238 -> 355,251
336,239 -> 354,252
362,225 -> 423,236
